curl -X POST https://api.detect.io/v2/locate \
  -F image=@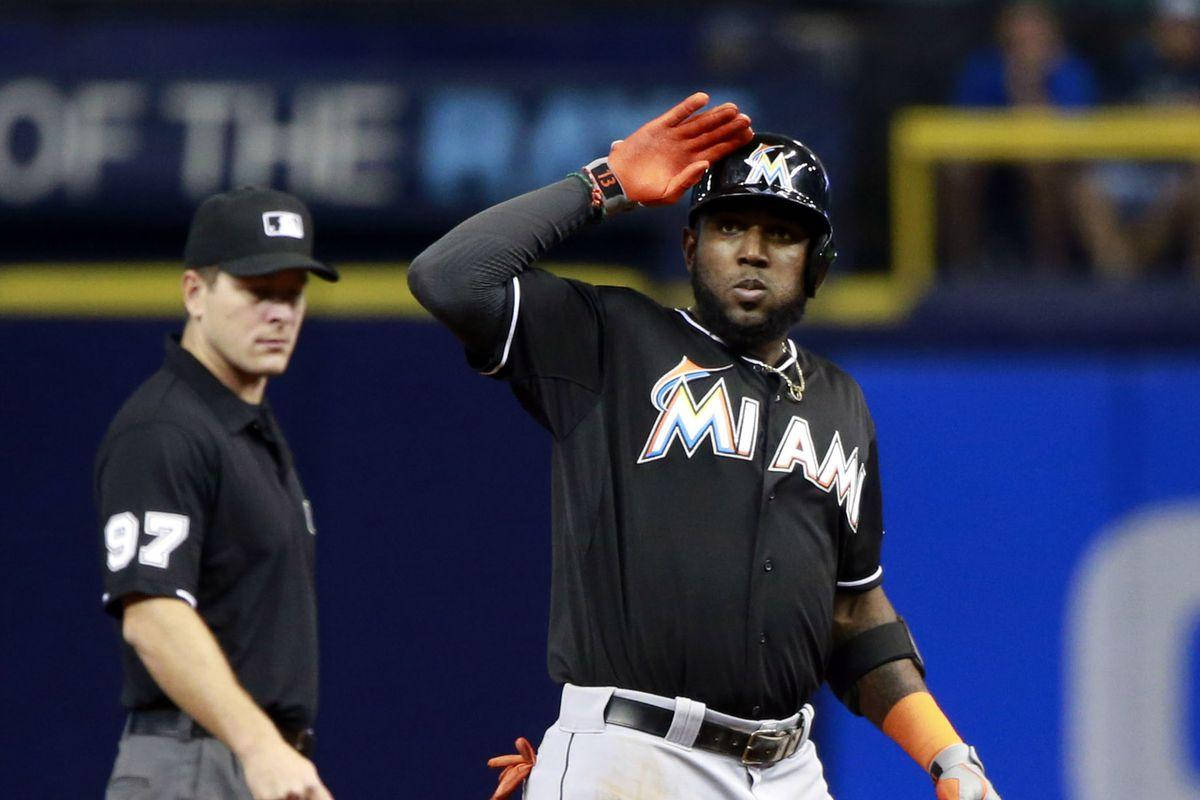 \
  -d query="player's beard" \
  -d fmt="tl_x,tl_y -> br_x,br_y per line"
690,267 -> 807,355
